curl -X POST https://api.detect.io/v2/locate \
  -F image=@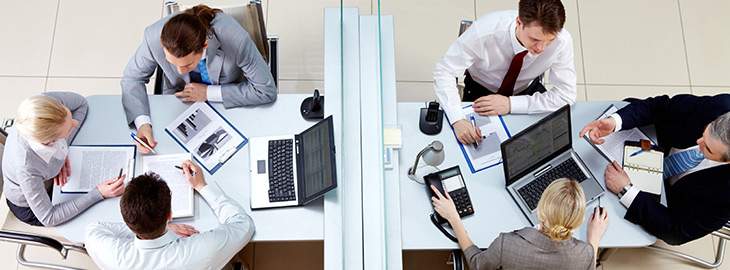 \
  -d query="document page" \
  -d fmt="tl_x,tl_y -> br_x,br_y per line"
585,105 -> 650,164
453,105 -> 510,173
62,145 -> 135,193
142,153 -> 194,218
